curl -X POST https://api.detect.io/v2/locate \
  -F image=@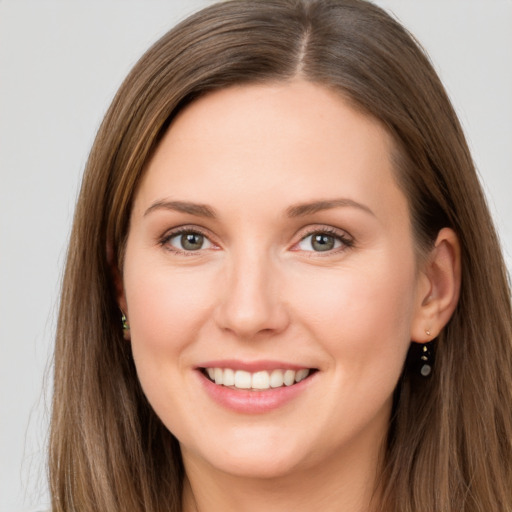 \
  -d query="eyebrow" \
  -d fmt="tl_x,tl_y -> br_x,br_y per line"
144,200 -> 217,218
143,197 -> 374,219
286,198 -> 375,218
